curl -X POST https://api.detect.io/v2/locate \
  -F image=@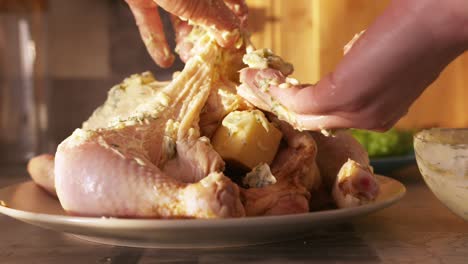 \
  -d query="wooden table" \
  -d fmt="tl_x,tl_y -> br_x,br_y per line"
0,165 -> 467,264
